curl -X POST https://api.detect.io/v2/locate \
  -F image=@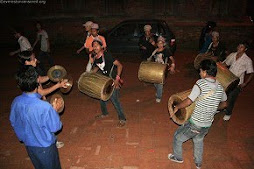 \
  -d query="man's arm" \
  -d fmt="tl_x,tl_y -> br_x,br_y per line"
240,73 -> 254,89
170,98 -> 193,118
218,101 -> 227,111
113,60 -> 123,88
38,80 -> 68,96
